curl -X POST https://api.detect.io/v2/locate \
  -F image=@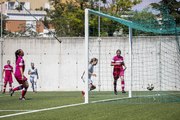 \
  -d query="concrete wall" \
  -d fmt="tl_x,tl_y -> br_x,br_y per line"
0,36 -> 179,91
